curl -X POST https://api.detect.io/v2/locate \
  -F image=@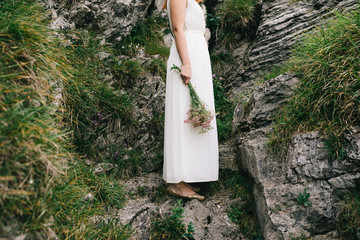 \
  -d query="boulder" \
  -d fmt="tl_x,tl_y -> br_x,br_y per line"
219,140 -> 238,171
233,73 -> 299,131
234,72 -> 360,239
116,173 -> 244,239
227,2 -> 360,237
246,0 -> 358,78
46,0 -> 155,44
224,0 -> 358,99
